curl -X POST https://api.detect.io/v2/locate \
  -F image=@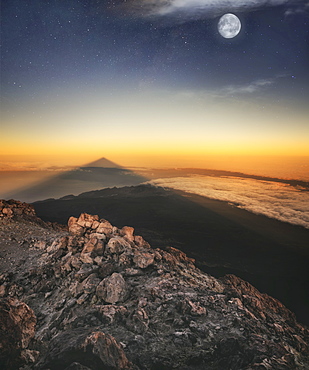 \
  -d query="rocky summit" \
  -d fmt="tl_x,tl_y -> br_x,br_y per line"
0,200 -> 308,369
